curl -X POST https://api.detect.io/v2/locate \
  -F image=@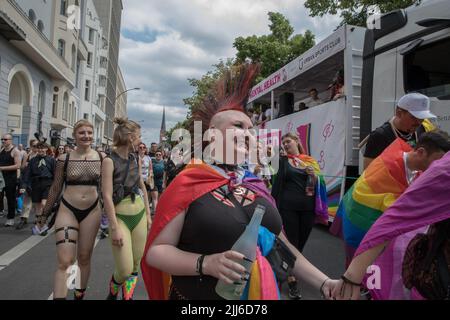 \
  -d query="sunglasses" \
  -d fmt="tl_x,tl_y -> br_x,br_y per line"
139,146 -> 146,149
1,139 -> 11,141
